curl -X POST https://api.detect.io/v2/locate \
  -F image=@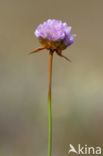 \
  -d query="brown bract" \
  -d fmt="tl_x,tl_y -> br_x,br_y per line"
28,39 -> 71,62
